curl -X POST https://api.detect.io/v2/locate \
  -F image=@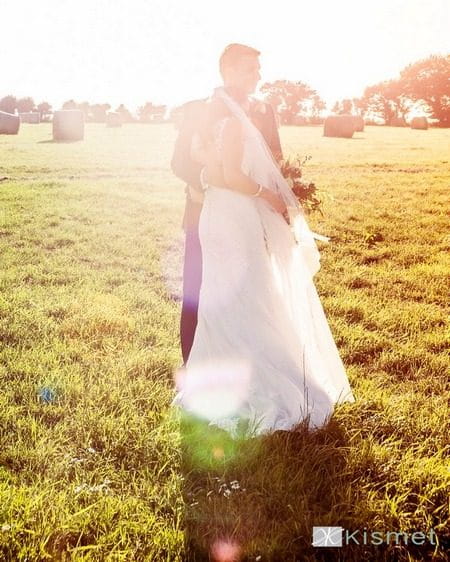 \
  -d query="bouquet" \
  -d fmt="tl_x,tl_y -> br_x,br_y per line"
279,154 -> 329,216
